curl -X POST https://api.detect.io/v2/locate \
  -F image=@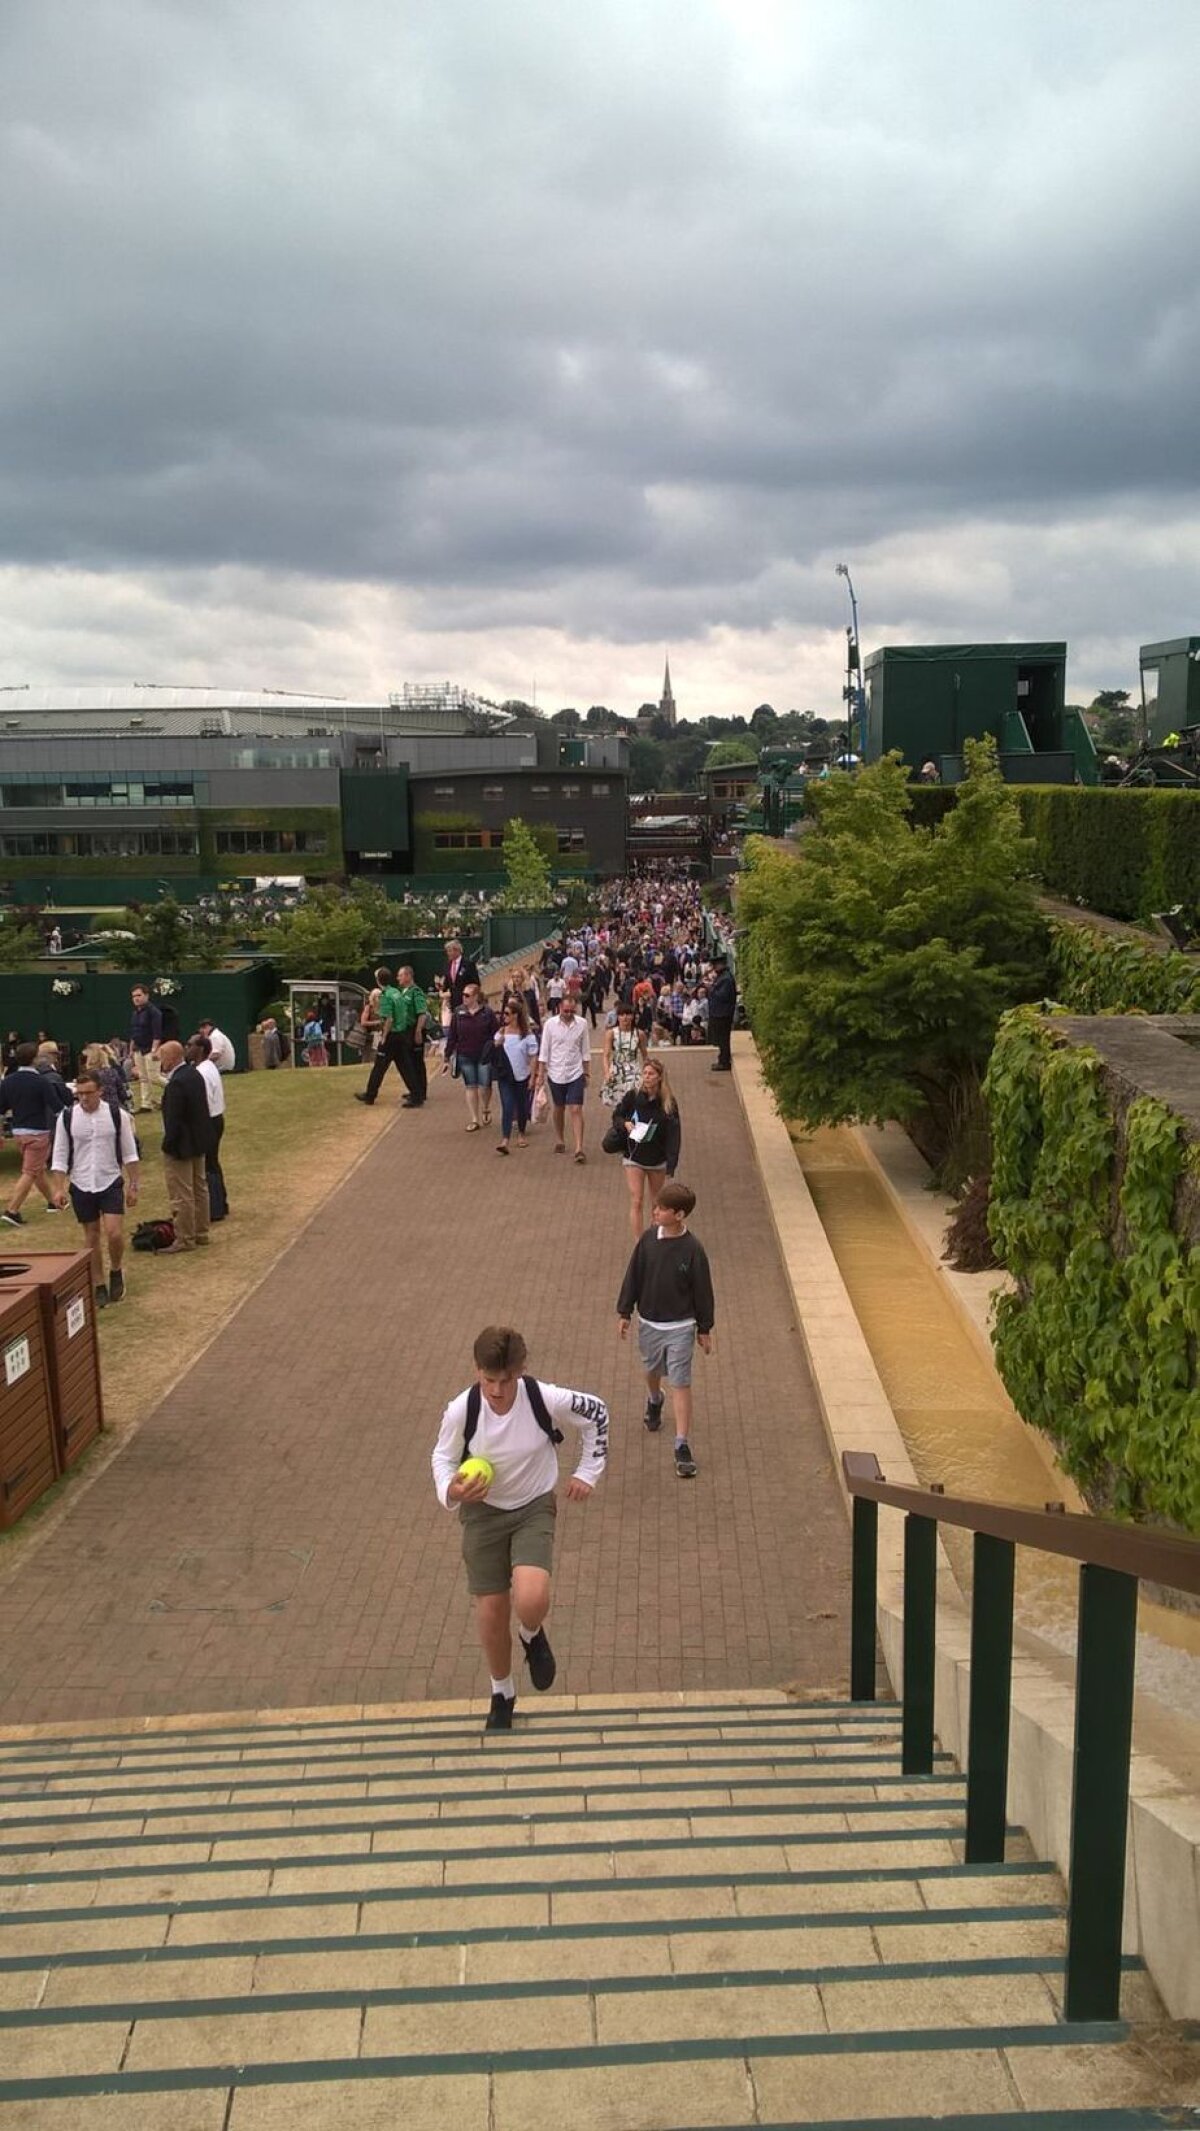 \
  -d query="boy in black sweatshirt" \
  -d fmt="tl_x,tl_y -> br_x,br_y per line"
616,1179 -> 714,1478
